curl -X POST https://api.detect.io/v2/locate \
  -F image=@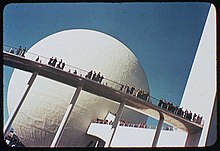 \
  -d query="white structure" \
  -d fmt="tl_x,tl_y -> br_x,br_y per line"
7,29 -> 150,147
180,4 -> 216,147
87,112 -> 188,147
6,4 -> 216,147
86,5 -> 216,147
